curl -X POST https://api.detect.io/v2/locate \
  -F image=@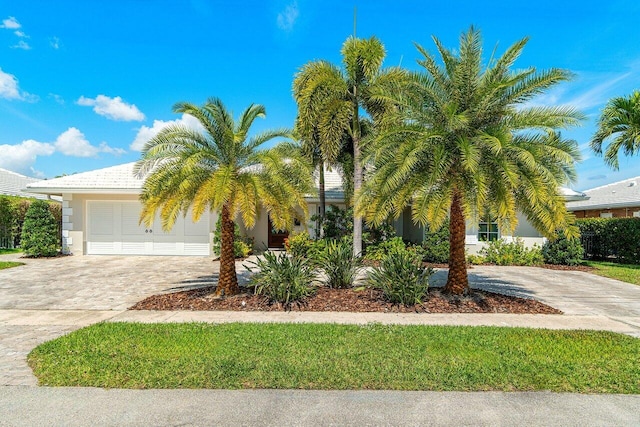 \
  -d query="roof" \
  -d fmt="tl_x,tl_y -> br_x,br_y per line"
566,176 -> 640,211
26,162 -> 346,201
26,163 -> 143,195
558,187 -> 589,202
0,168 -> 50,200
